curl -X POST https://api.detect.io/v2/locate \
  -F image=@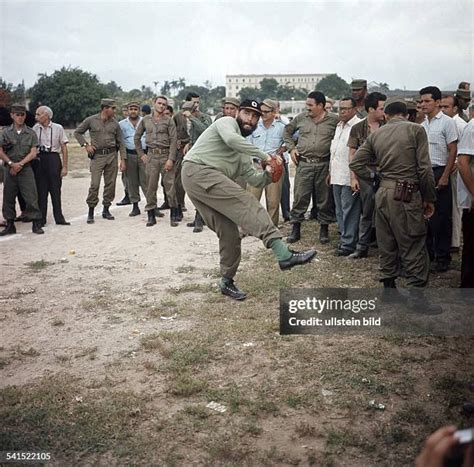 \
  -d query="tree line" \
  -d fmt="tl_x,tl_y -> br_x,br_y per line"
1,67 -> 359,127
